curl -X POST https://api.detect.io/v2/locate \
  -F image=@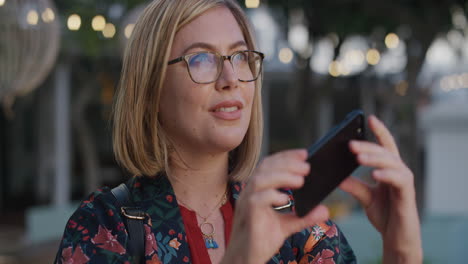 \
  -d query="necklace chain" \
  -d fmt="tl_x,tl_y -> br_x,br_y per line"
177,186 -> 228,221
174,184 -> 229,249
